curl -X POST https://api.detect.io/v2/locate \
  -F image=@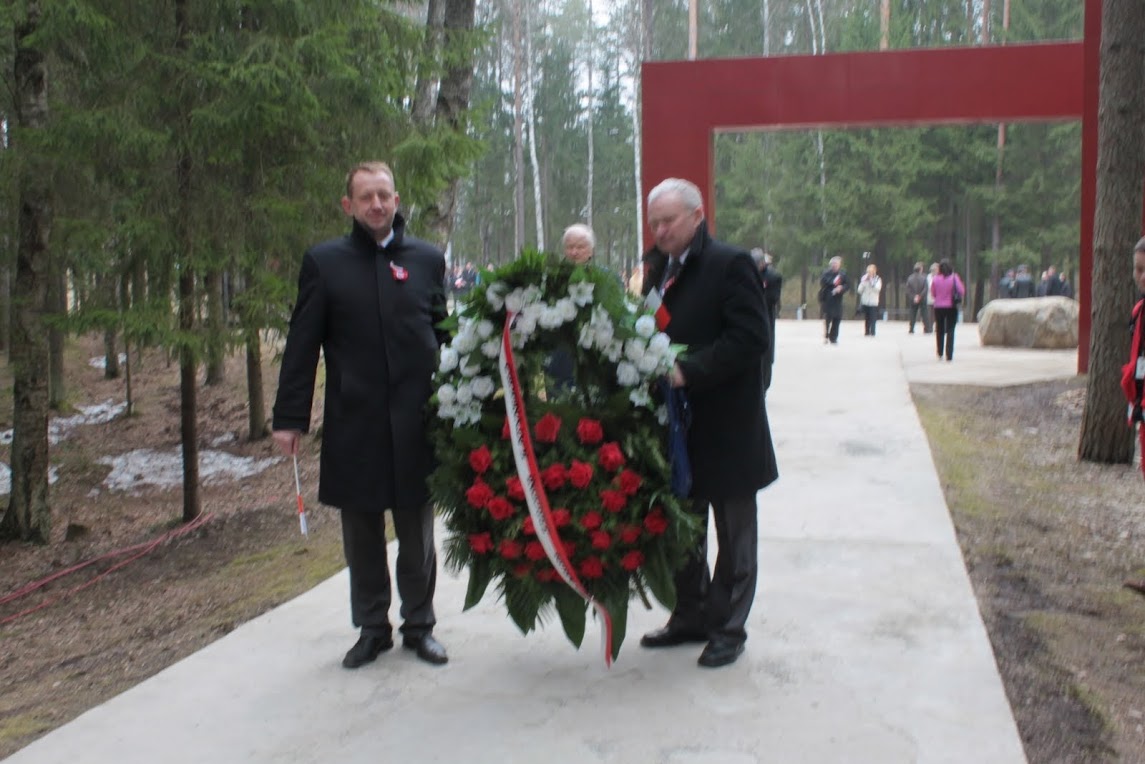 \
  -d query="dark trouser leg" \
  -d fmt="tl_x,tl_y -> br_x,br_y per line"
935,310 -> 947,357
908,302 -> 919,332
669,498 -> 710,631
925,306 -> 933,333
824,315 -> 830,340
340,510 -> 392,637
944,311 -> 956,360
391,502 -> 438,638
707,495 -> 759,645
827,317 -> 840,343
